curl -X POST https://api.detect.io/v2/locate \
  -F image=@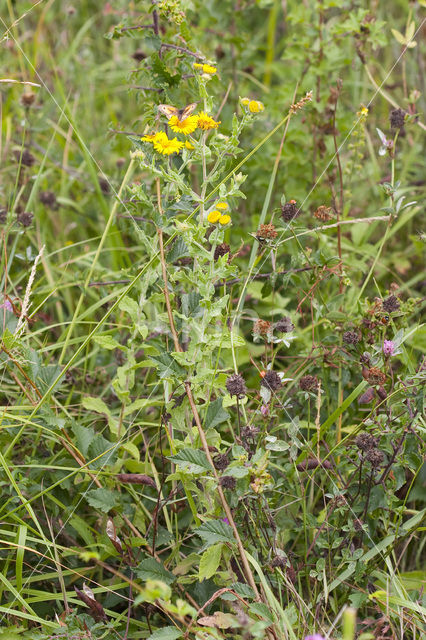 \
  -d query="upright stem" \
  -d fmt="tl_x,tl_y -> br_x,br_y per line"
155,178 -> 260,599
